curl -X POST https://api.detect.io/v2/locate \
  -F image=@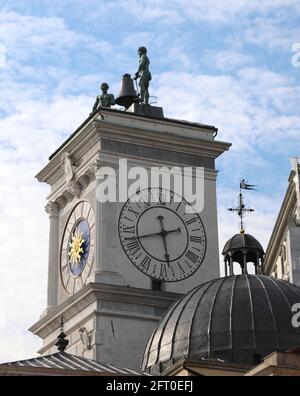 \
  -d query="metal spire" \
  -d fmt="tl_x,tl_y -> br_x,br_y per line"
55,317 -> 69,352
228,179 -> 256,233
